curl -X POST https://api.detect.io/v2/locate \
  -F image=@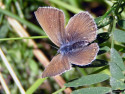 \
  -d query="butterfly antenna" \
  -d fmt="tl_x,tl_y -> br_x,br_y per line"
49,44 -> 59,50
49,44 -> 59,55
